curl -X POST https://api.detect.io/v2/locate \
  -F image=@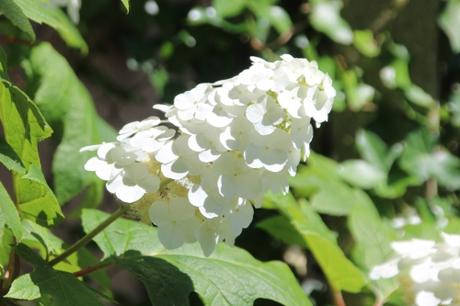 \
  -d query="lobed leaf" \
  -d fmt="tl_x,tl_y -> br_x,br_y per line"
83,209 -> 312,306
0,79 -> 62,225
